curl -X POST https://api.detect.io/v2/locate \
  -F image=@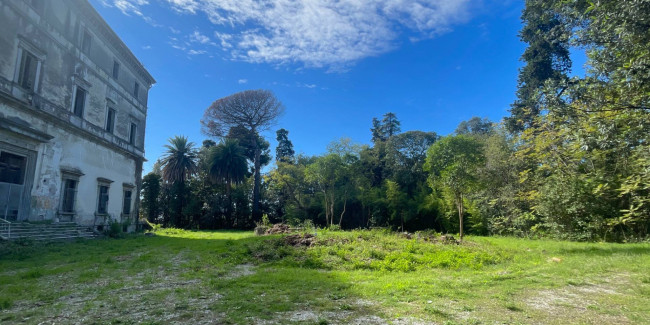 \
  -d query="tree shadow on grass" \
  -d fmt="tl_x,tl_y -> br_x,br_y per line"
0,232 -> 387,324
